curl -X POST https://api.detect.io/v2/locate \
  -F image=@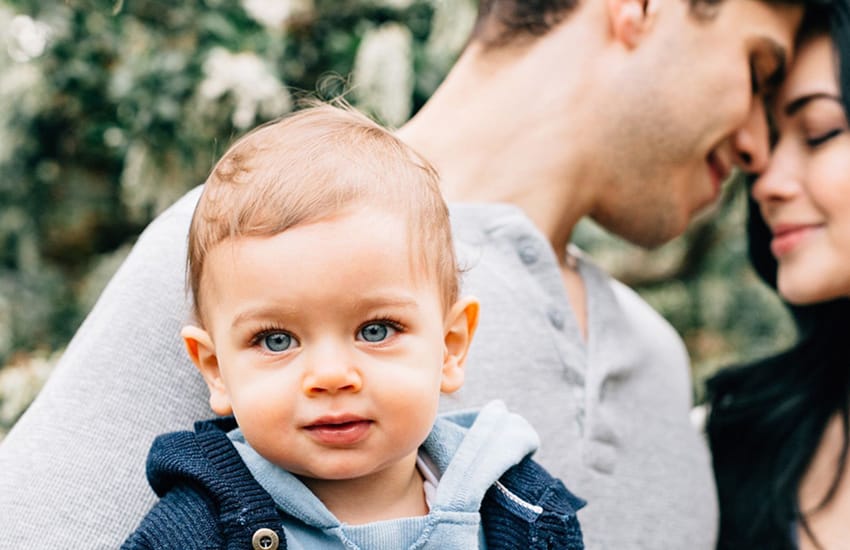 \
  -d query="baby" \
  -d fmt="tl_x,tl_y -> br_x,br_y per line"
122,104 -> 584,550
